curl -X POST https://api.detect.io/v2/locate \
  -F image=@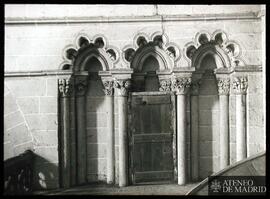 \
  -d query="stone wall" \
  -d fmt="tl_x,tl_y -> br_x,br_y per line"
4,75 -> 59,189
4,4 -> 265,189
